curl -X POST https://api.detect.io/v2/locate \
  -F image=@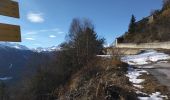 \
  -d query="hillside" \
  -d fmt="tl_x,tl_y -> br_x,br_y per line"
56,57 -> 138,100
0,43 -> 58,85
118,0 -> 170,43
56,55 -> 170,100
